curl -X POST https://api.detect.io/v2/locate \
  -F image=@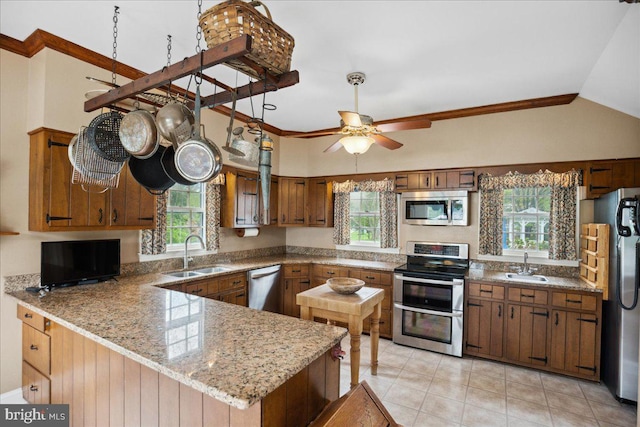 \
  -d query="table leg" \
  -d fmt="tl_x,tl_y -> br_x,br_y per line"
348,315 -> 363,389
370,302 -> 381,376
300,306 -> 311,321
